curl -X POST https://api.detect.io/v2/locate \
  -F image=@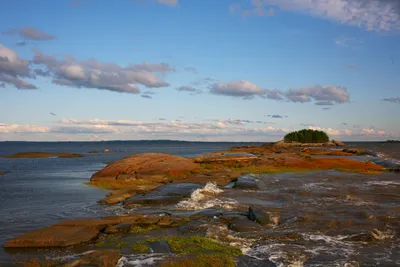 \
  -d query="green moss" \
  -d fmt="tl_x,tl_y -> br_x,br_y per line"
116,241 -> 128,248
161,253 -> 237,267
130,225 -> 160,234
132,236 -> 242,257
95,241 -> 105,247
132,242 -> 149,253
